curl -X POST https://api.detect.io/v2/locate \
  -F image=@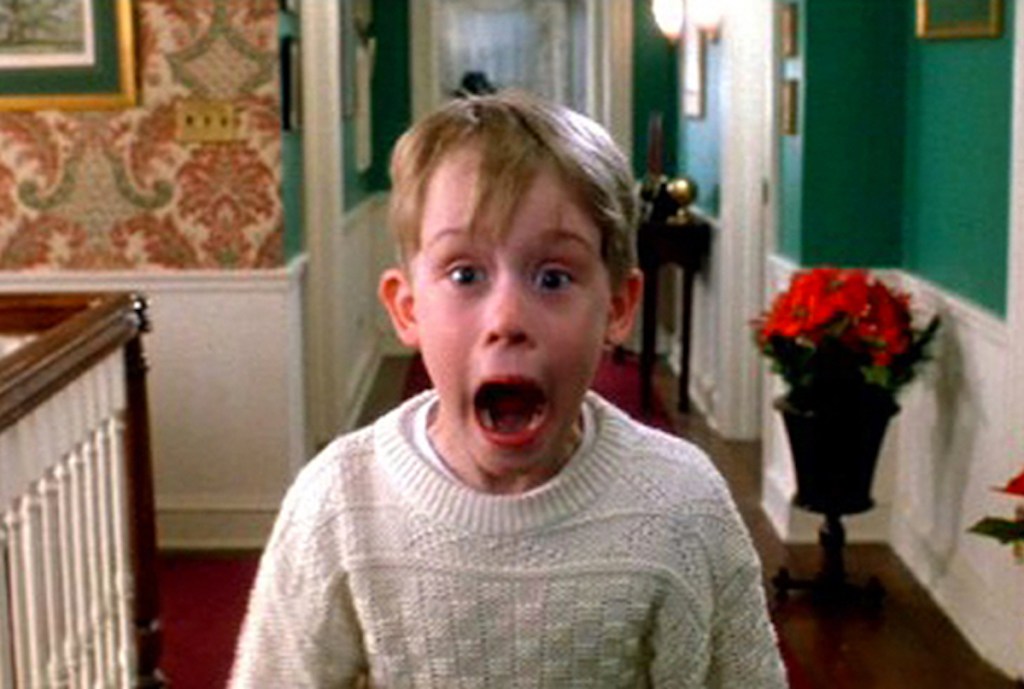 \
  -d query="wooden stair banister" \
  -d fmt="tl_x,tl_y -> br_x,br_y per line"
0,292 -> 164,688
